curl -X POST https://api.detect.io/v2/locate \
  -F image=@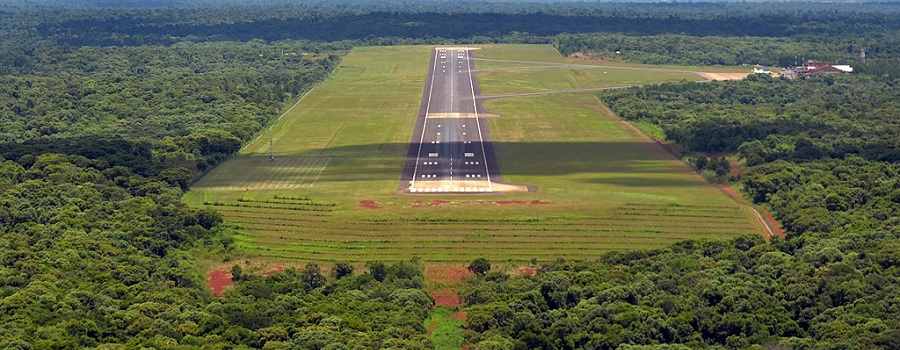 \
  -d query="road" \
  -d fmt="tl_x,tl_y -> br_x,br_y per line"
402,47 -> 501,193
